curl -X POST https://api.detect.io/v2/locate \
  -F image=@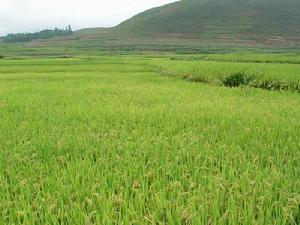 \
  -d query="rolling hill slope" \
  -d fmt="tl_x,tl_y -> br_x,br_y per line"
1,0 -> 300,55
117,0 -> 300,40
